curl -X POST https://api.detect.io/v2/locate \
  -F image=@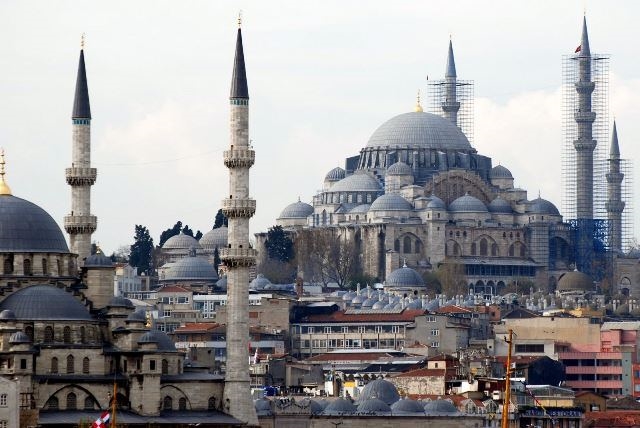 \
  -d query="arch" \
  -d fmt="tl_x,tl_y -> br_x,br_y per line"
403,236 -> 412,253
42,384 -> 102,411
66,392 -> 77,410
179,397 -> 187,410
480,238 -> 488,256
82,357 -> 90,374
163,396 -> 173,410
470,242 -> 477,255
424,170 -> 495,205
446,240 -> 461,256
45,396 -> 59,410
84,396 -> 96,410
508,241 -> 526,258
80,326 -> 86,344
44,326 -> 54,343
159,385 -> 193,411
25,325 -> 34,342
3,255 -> 13,274
63,326 -> 72,343
23,258 -> 32,276
42,258 -> 48,275
51,357 -> 58,374
491,243 -> 499,256
66,355 -> 74,374
208,396 -> 217,410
